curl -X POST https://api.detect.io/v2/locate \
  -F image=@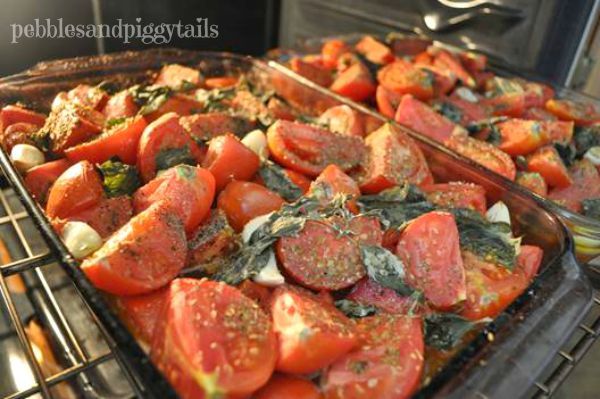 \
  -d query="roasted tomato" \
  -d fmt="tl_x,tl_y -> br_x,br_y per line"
68,196 -> 133,238
270,285 -> 358,374
330,62 -> 376,102
145,94 -> 203,122
395,94 -> 460,143
548,159 -> 600,212
322,314 -> 424,399
347,278 -> 415,314
322,39 -> 349,69
376,85 -> 403,119
432,48 -> 475,88
67,84 -> 109,110
204,76 -> 239,89
42,103 -> 105,154
290,57 -> 333,87
23,159 -> 71,205
310,164 -> 361,213
114,287 -> 167,346
137,112 -> 204,182
267,120 -> 366,177
355,35 -> 394,65
255,374 -> 322,399
202,133 -> 261,191
102,90 -> 139,120
418,64 -> 458,97
378,60 -> 434,101
179,113 -> 255,141
319,105 -> 365,137
516,172 -> 548,197
1,122 -> 38,151
545,98 -> 600,126
422,182 -> 487,215
396,211 -> 466,310
526,145 -> 572,188
151,278 -> 277,398
360,123 -> 433,193
133,164 -> 215,234
0,105 -> 46,130
217,180 -> 285,232
81,202 -> 187,295
154,63 -> 202,90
